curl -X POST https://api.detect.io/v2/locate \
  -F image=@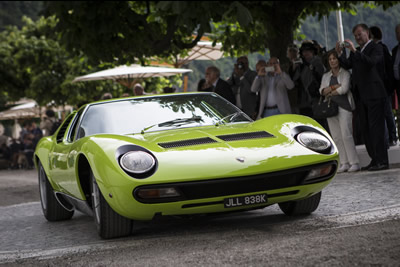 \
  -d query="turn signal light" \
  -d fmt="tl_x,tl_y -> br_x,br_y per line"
137,187 -> 180,199
304,165 -> 333,182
